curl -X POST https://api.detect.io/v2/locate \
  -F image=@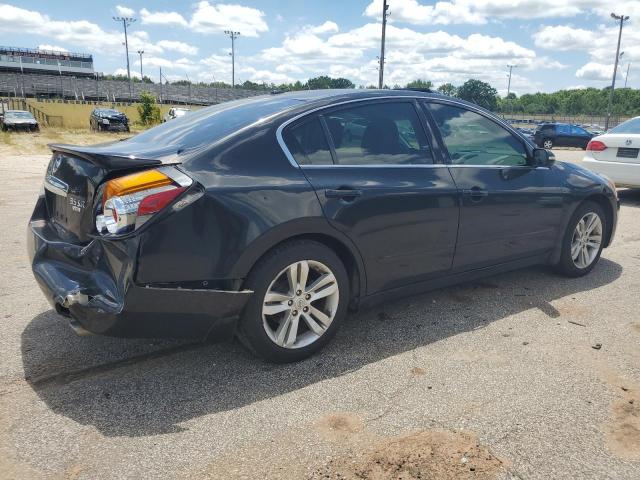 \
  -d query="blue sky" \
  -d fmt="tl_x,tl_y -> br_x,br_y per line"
1,1 -> 639,94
